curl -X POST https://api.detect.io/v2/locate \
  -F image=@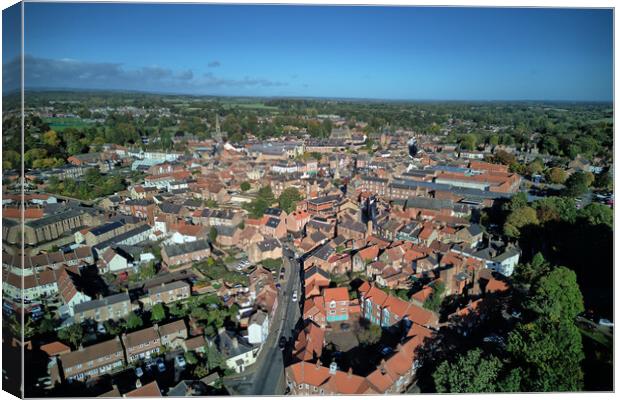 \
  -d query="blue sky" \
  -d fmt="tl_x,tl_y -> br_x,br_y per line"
2,4 -> 613,101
